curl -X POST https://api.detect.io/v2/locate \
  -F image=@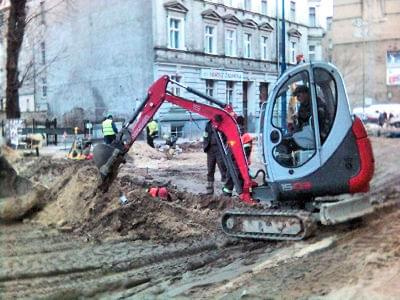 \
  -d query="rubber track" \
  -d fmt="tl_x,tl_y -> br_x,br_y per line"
221,208 -> 316,241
